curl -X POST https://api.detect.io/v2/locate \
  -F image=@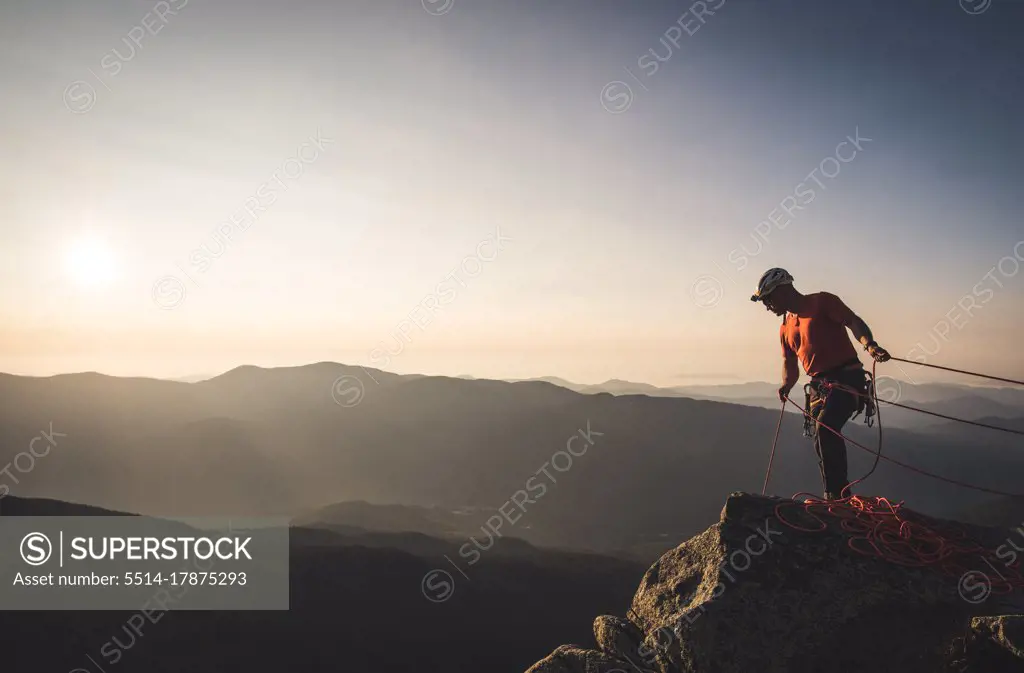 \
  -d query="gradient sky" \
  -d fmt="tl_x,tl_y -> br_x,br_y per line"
1,0 -> 1022,386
